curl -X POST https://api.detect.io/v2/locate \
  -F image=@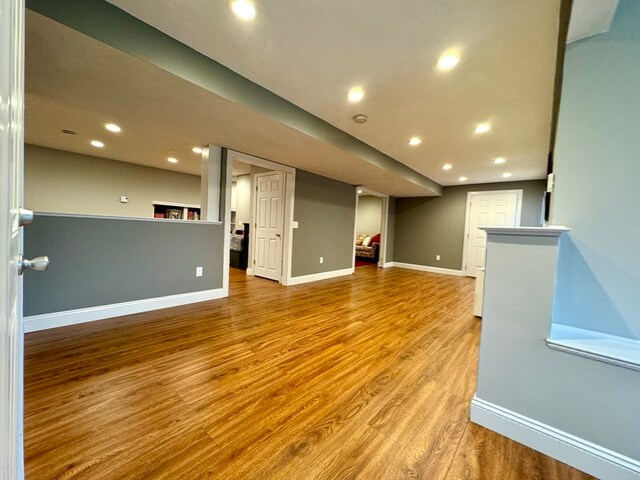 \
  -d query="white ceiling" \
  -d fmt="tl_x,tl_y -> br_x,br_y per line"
25,12 -> 434,196
107,0 -> 562,186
